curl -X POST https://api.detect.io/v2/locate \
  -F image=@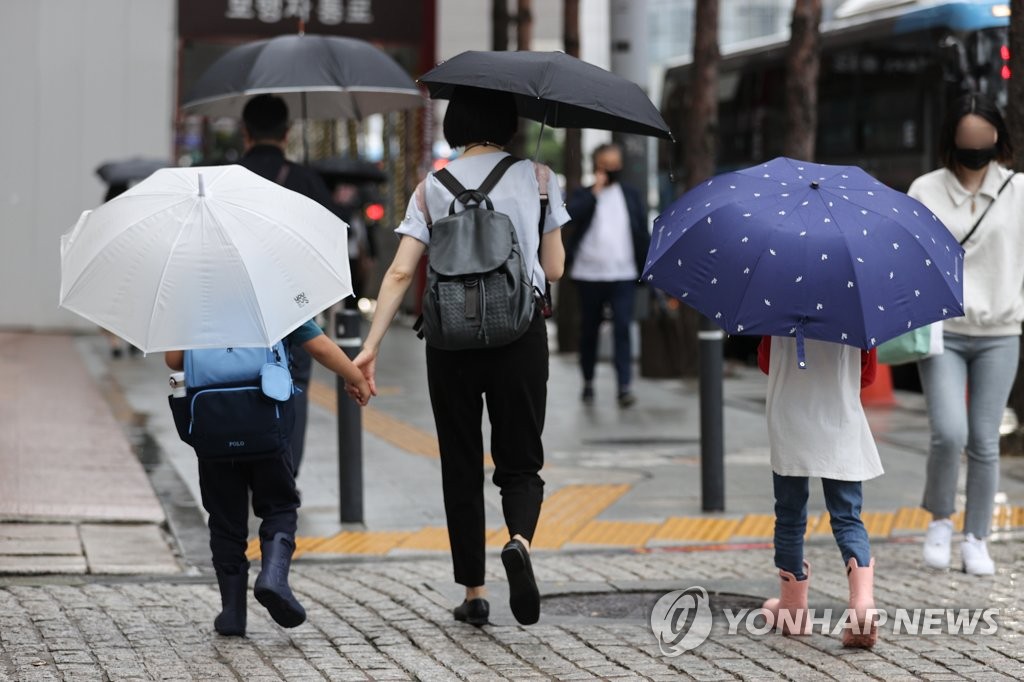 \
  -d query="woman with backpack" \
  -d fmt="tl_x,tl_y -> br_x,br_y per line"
353,86 -> 569,626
